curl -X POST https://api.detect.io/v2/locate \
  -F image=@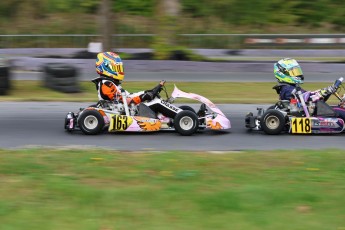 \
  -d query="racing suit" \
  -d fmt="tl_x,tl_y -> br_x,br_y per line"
274,82 -> 345,120
92,77 -> 150,104
92,77 -> 180,118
